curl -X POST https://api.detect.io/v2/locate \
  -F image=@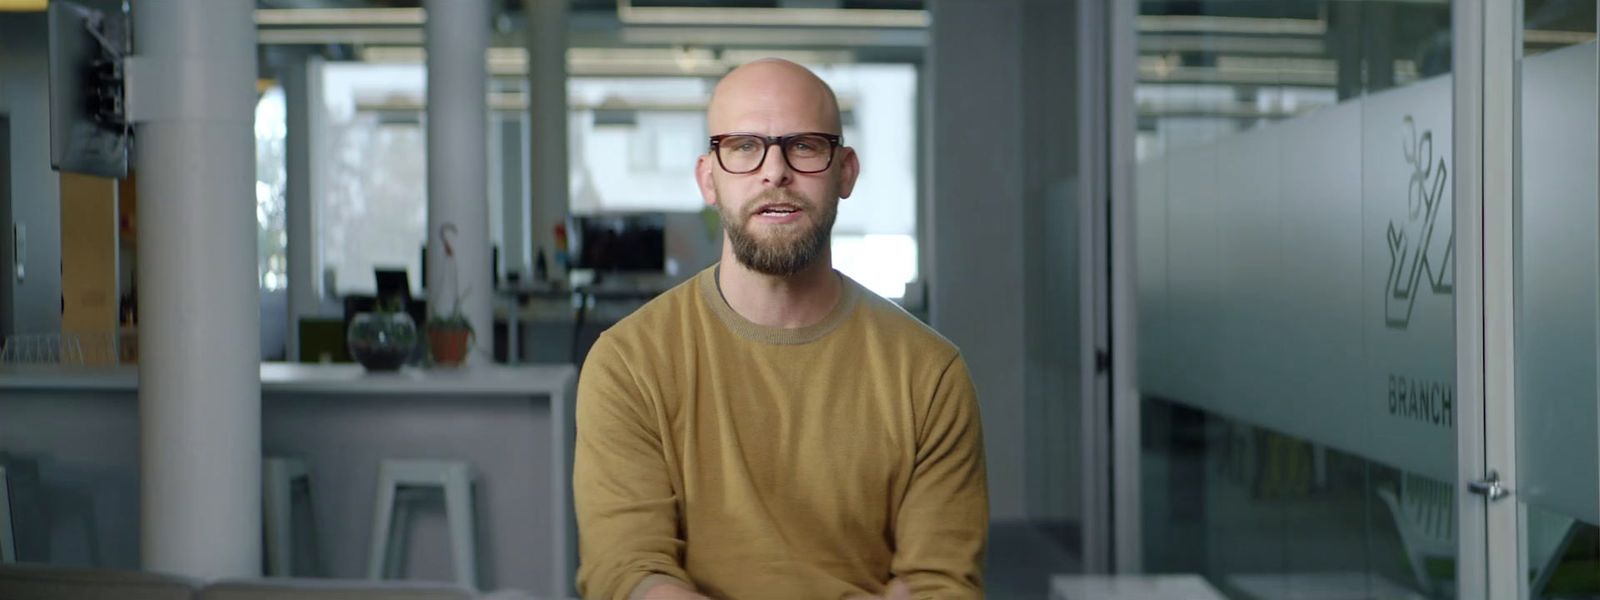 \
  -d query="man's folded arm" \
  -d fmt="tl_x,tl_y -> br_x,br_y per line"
631,574 -> 710,600
890,354 -> 990,599
575,335 -> 699,600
